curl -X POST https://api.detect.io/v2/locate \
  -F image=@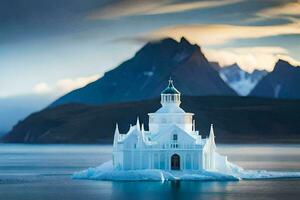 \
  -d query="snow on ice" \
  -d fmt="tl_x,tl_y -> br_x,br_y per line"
72,160 -> 300,181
